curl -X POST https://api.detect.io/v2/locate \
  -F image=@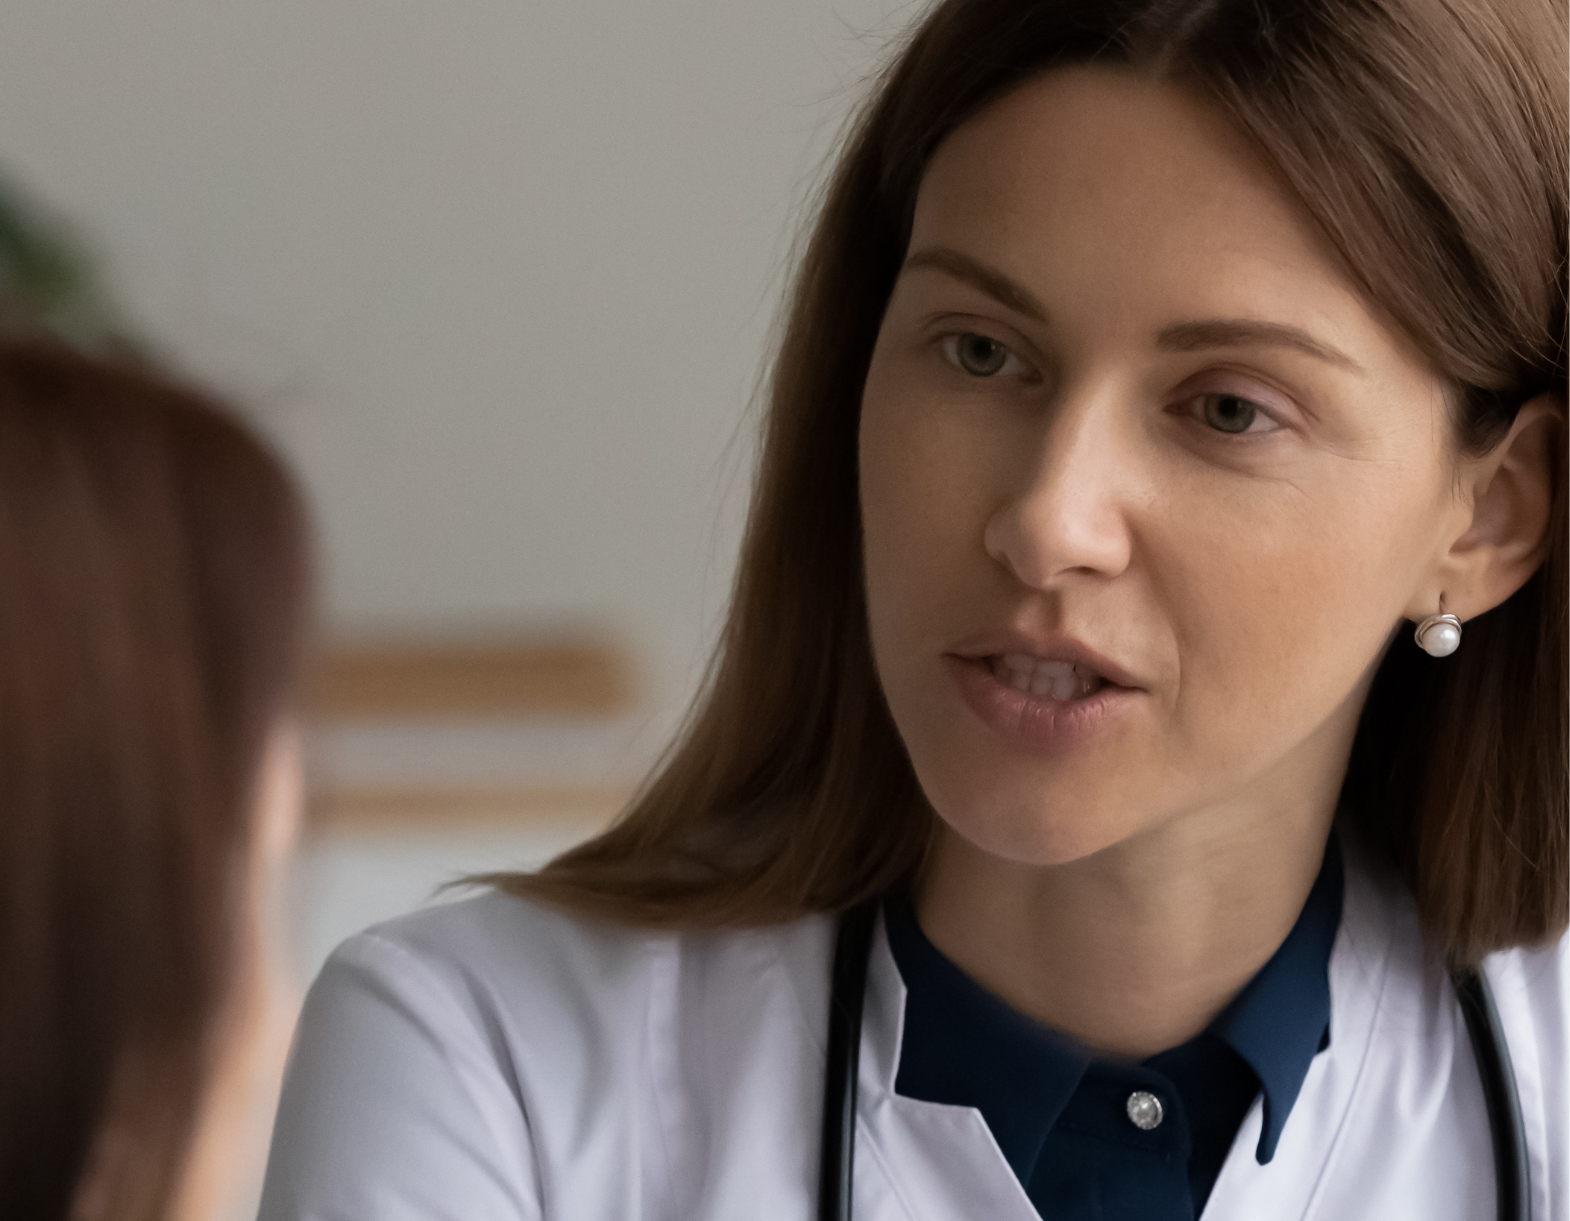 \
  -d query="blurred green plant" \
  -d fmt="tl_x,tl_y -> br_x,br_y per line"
0,174 -> 136,353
